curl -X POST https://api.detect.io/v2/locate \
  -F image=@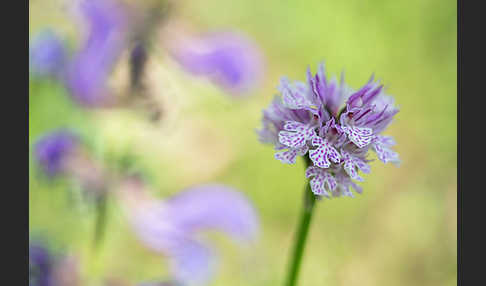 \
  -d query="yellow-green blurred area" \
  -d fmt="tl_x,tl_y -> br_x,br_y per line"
29,0 -> 456,285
